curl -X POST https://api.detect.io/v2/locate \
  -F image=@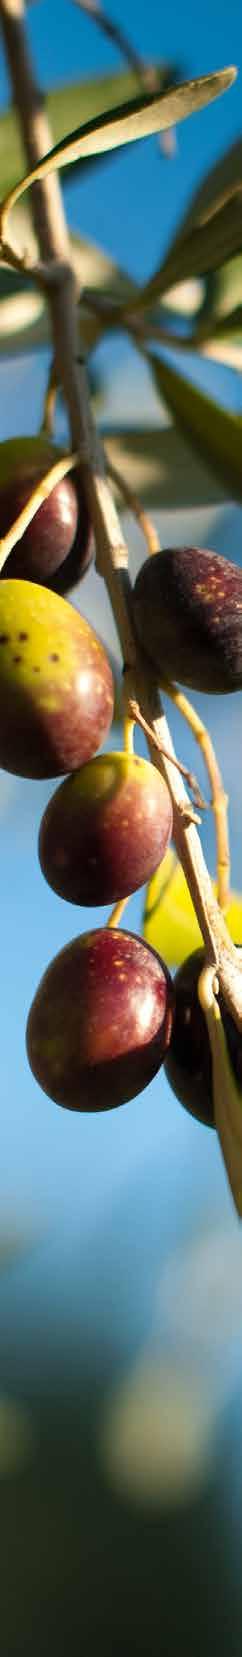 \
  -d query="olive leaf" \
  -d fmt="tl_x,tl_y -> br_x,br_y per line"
143,850 -> 242,967
147,351 -> 242,502
1,66 -> 236,223
174,135 -> 242,240
186,300 -> 242,372
135,185 -> 242,310
0,61 -> 172,201
104,423 -> 226,508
